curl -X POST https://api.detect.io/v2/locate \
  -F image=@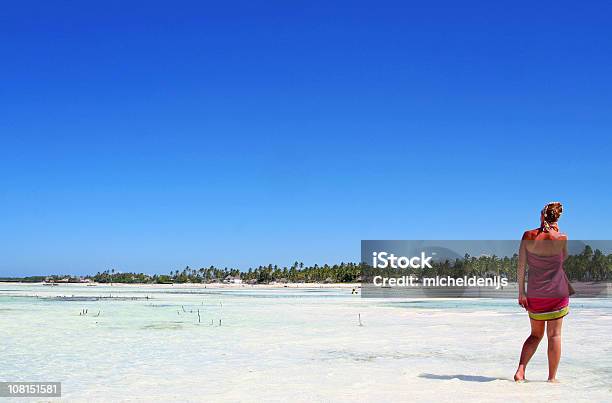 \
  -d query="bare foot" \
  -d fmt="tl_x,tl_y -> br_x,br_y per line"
514,368 -> 525,382
547,378 -> 559,383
